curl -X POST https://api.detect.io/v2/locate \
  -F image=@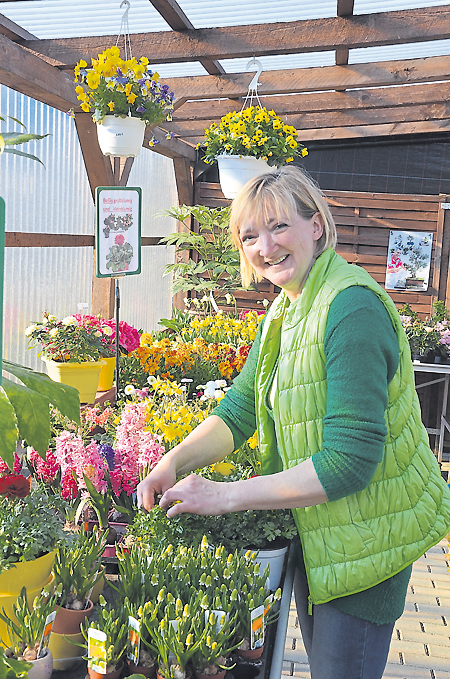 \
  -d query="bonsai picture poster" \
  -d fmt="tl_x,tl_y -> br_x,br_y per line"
95,187 -> 141,277
385,230 -> 433,291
